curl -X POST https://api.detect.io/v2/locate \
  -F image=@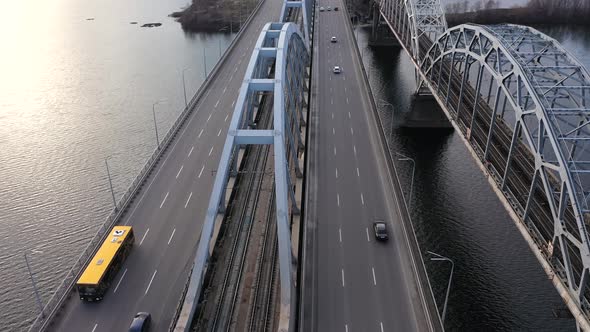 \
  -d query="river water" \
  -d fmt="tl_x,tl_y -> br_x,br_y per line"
0,0 -> 588,329
357,24 -> 590,331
